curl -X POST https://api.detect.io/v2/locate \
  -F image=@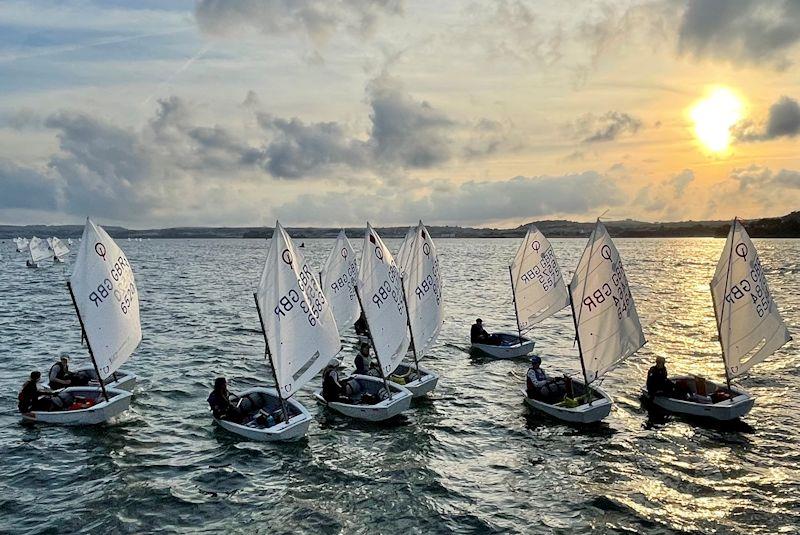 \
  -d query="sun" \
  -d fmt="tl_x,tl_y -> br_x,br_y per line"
690,87 -> 744,153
